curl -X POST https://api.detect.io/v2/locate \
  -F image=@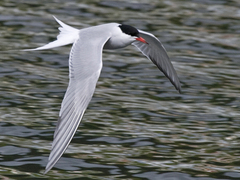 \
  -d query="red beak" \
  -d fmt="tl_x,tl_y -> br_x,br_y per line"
136,37 -> 148,44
